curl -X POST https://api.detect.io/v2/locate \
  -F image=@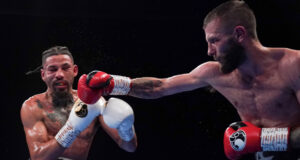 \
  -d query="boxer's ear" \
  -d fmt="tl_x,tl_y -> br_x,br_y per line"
73,64 -> 78,77
233,26 -> 246,43
41,68 -> 45,81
